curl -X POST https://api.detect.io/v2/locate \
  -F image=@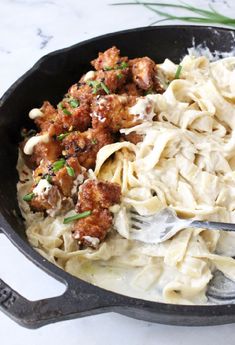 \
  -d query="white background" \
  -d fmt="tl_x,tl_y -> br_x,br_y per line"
1,0 -> 235,343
